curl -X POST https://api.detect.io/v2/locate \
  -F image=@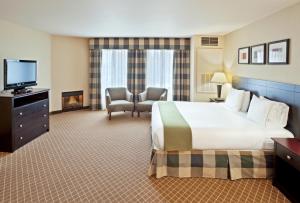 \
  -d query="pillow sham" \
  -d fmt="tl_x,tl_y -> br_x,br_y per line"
260,96 -> 289,128
225,88 -> 245,112
241,91 -> 251,112
247,95 -> 272,126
